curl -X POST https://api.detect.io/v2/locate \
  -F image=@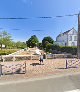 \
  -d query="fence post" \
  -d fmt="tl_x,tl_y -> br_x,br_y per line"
2,56 -> 5,62
13,55 -> 15,61
0,64 -> 2,76
31,54 -> 32,60
46,54 -> 47,59
66,59 -> 68,69
25,61 -> 26,73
